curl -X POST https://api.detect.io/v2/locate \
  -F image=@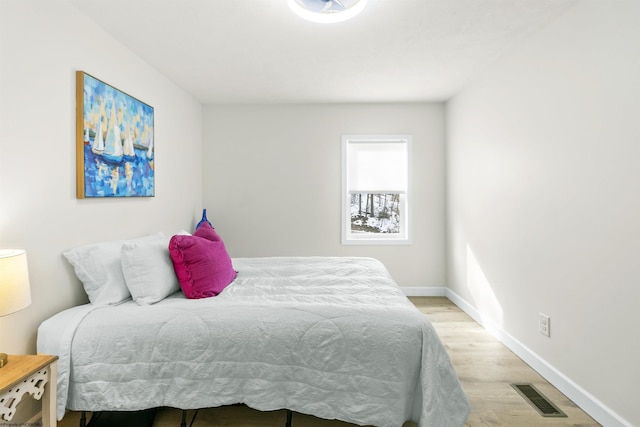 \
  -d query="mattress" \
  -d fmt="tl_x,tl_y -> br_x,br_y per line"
38,256 -> 470,427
